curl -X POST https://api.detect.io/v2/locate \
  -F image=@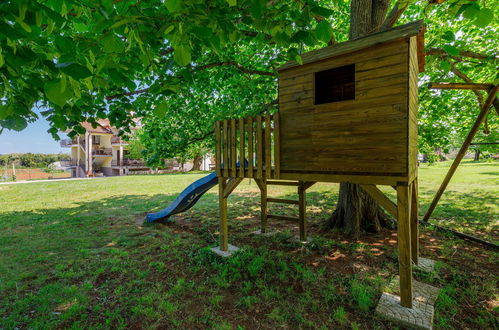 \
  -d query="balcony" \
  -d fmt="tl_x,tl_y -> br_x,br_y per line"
60,138 -> 85,149
60,139 -> 72,148
112,159 -> 146,167
93,148 -> 112,156
111,136 -> 129,145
